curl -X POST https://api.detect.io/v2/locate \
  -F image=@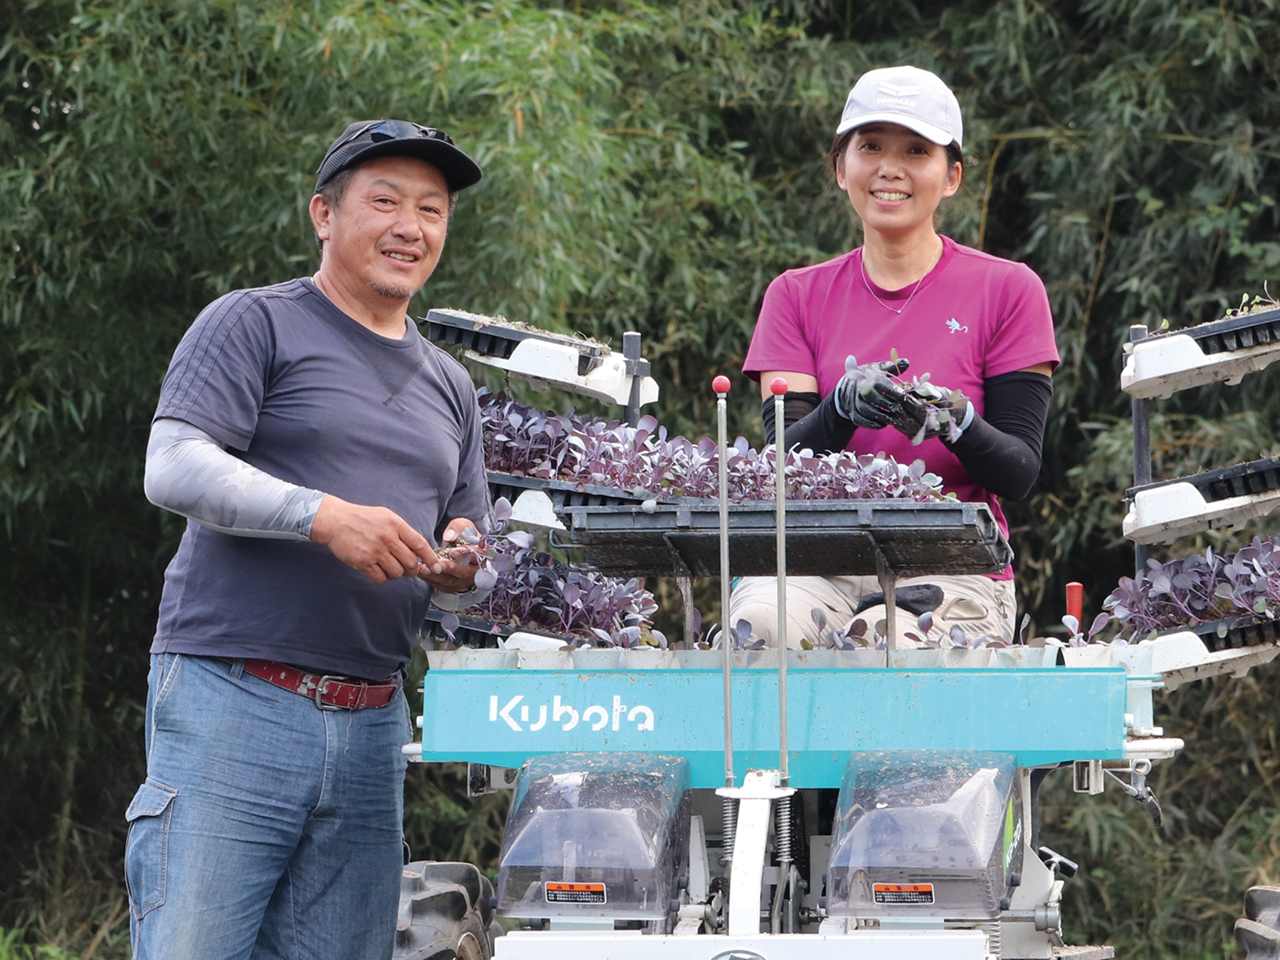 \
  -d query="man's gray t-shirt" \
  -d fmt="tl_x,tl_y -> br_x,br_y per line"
151,278 -> 490,679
